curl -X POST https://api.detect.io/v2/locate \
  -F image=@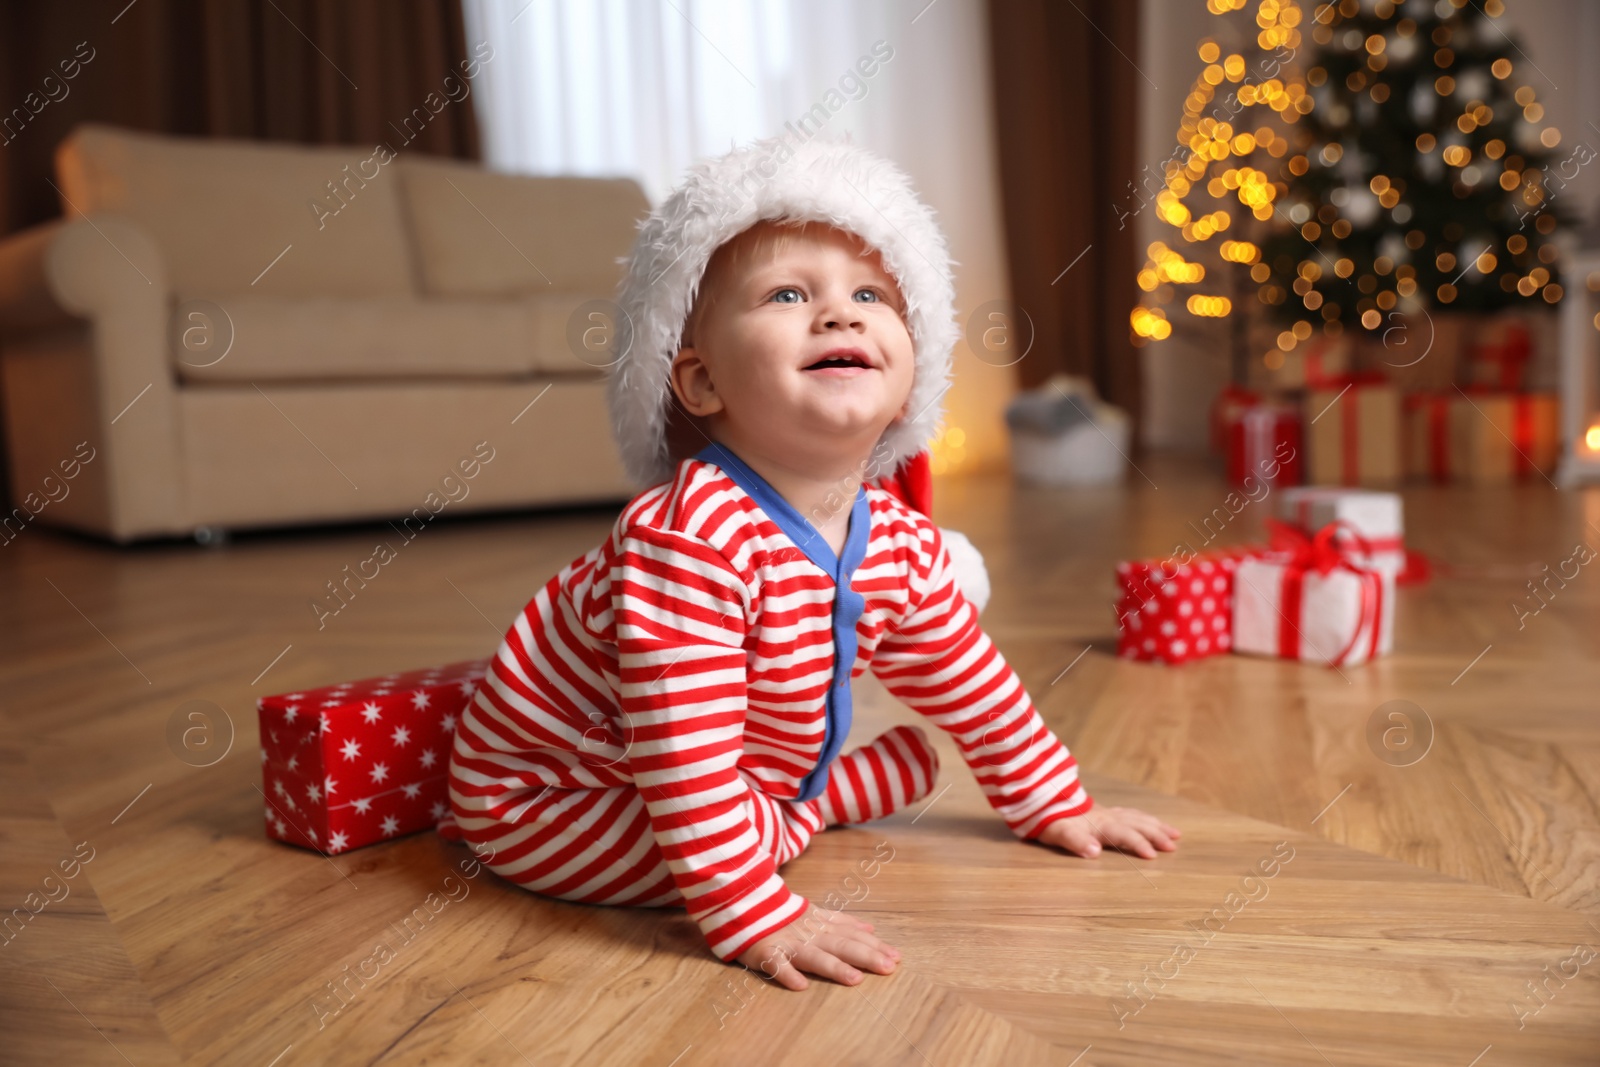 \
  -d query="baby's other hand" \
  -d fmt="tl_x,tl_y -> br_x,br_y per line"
1036,806 -> 1181,860
735,904 -> 901,991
